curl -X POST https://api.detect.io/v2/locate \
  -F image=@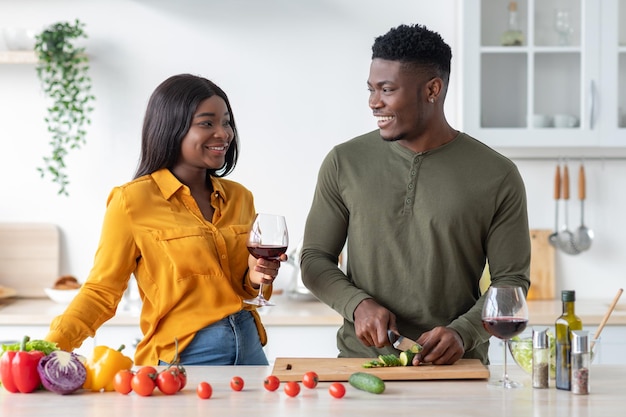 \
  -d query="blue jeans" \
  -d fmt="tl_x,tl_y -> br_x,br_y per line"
159,310 -> 268,366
